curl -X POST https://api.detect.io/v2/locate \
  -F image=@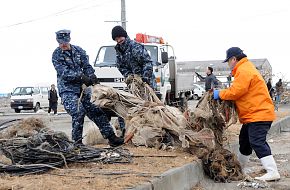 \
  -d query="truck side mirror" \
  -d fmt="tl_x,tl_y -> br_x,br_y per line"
161,52 -> 168,64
